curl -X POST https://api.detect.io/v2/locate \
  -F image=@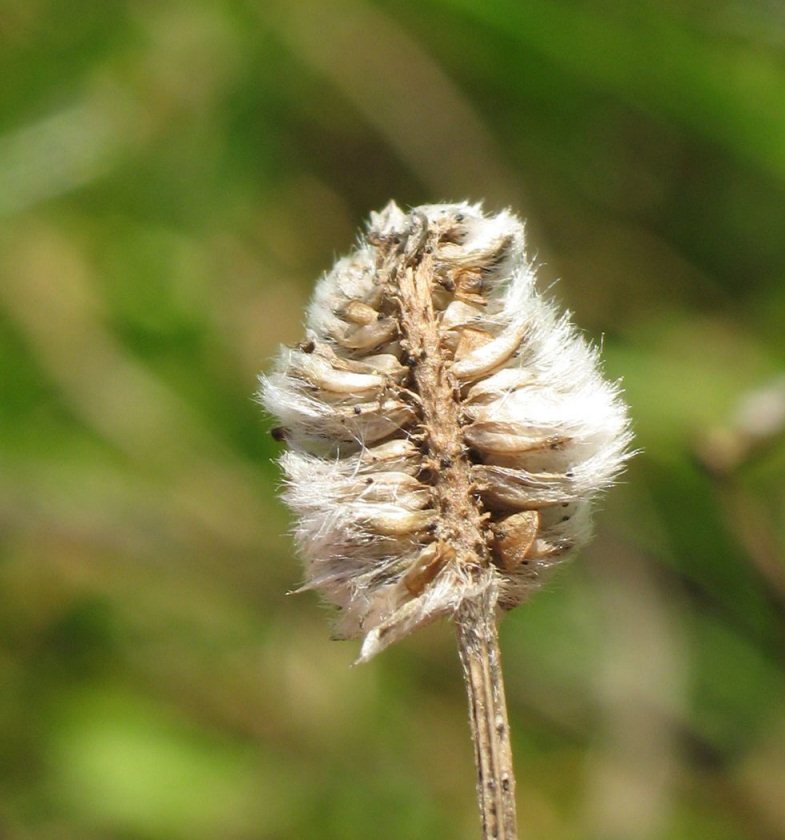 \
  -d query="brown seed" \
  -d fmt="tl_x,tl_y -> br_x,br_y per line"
360,472 -> 430,508
403,542 -> 455,596
337,317 -> 398,351
464,368 -> 533,405
440,299 -> 485,331
364,508 -> 435,537
471,464 -> 572,510
464,421 -> 569,455
343,300 -> 379,326
296,354 -> 385,394
454,326 -> 494,361
491,511 -> 540,571
319,347 -> 406,379
452,320 -> 528,382
454,269 -> 483,296
338,399 -> 416,443
358,439 -> 419,471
